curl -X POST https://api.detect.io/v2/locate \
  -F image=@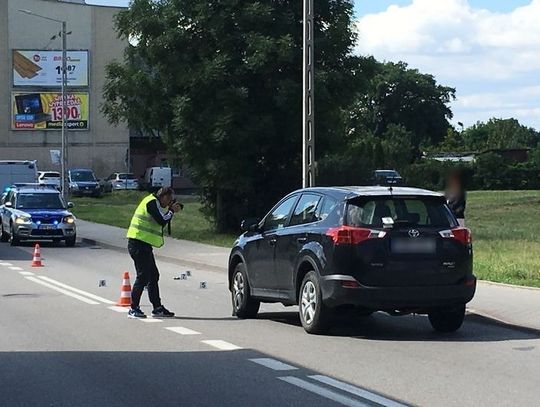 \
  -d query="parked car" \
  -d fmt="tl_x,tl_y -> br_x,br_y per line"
0,160 -> 38,192
107,172 -> 139,190
38,171 -> 61,190
68,168 -> 101,197
372,170 -> 403,186
0,184 -> 76,246
140,167 -> 172,191
228,186 -> 475,334
98,178 -> 113,193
